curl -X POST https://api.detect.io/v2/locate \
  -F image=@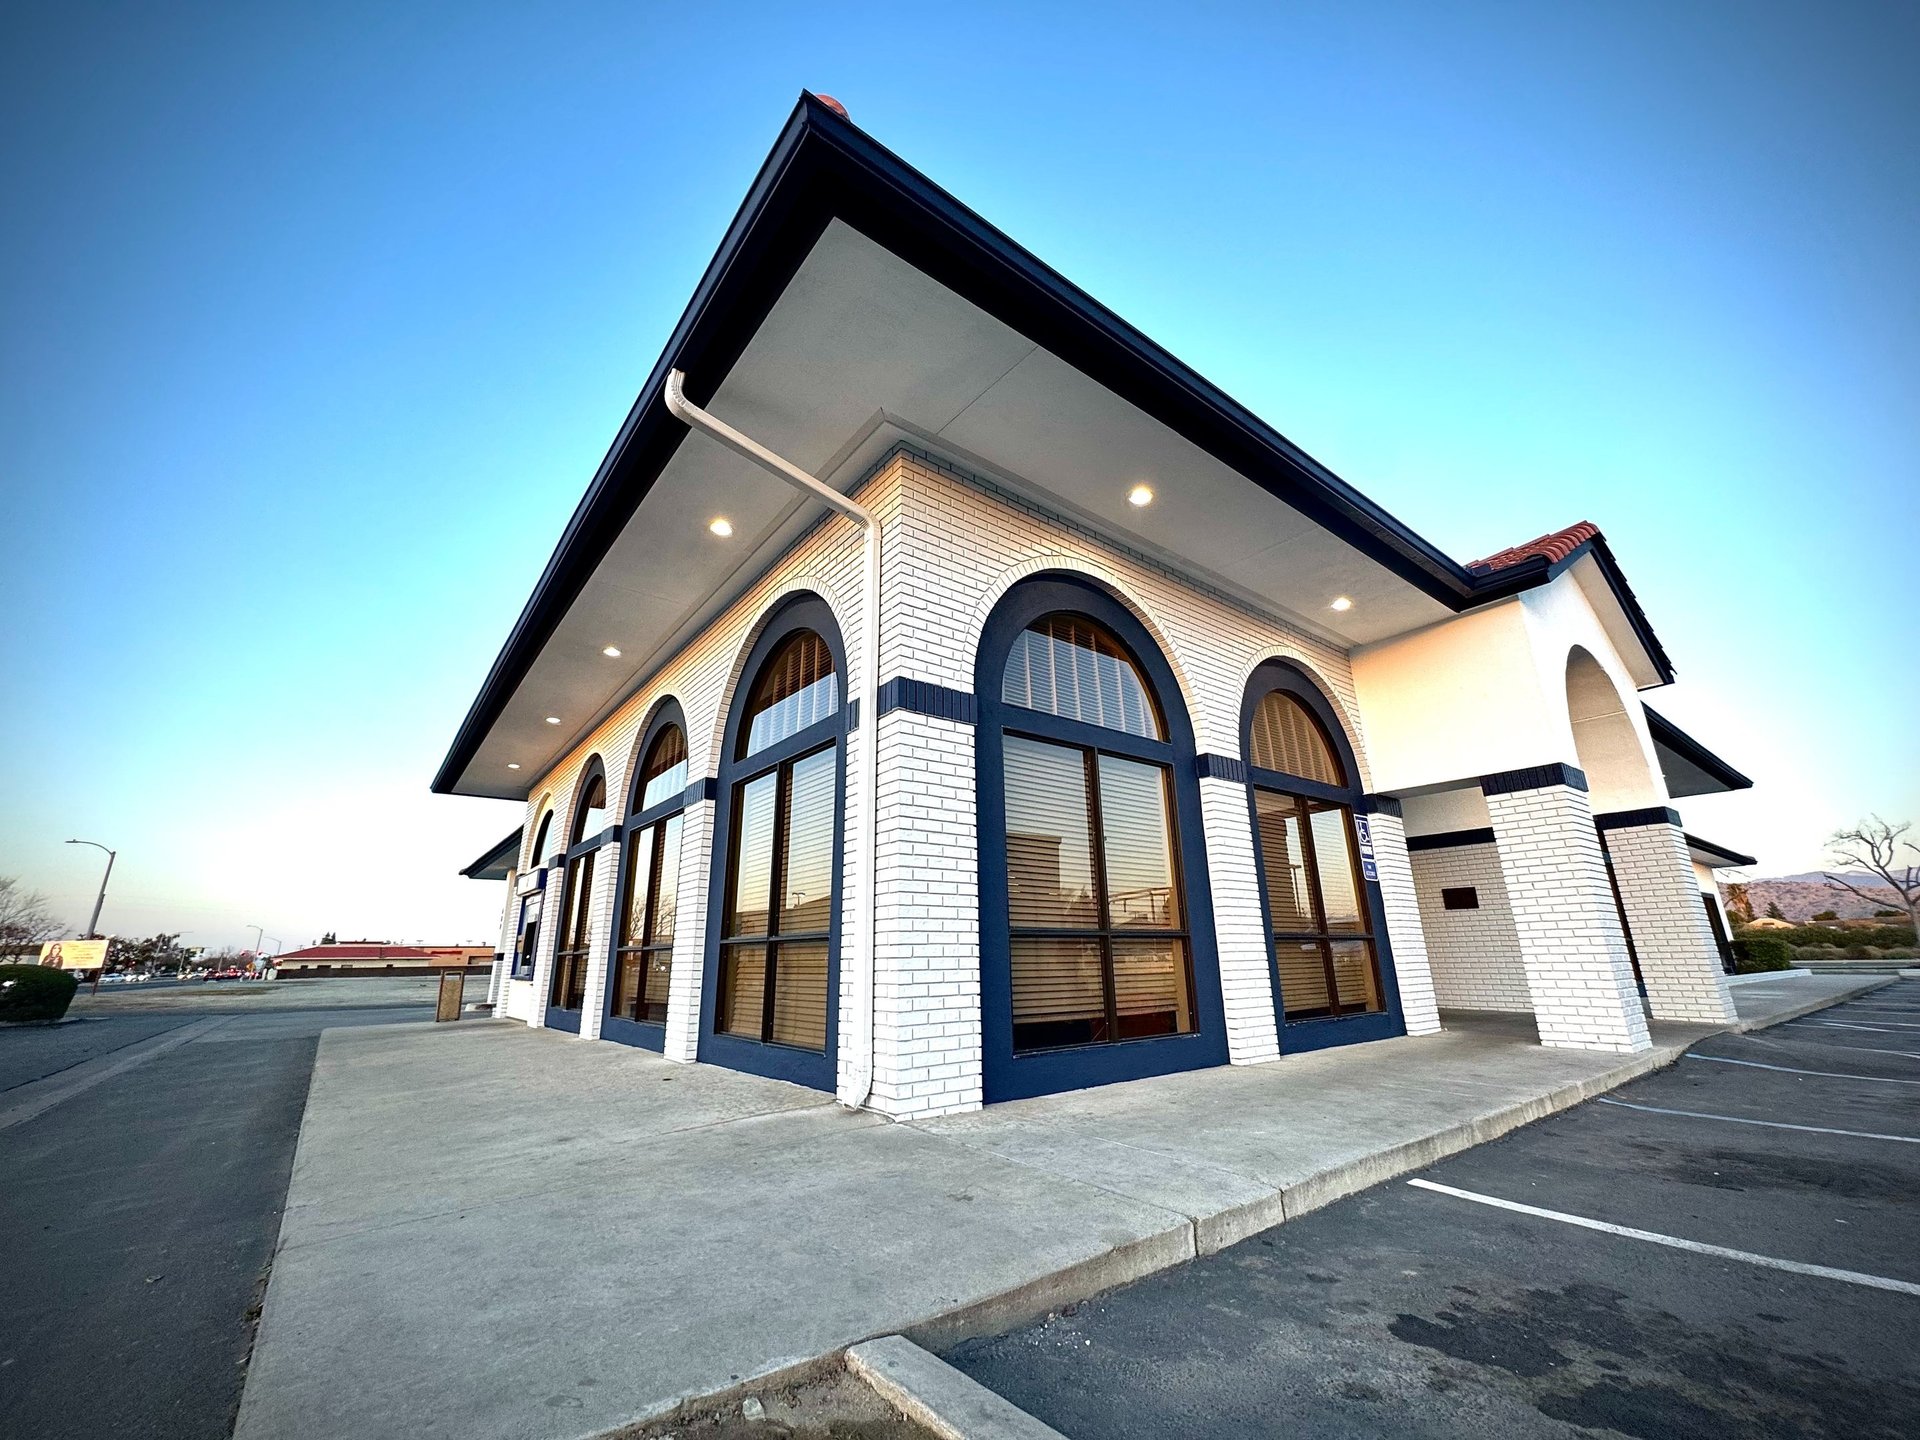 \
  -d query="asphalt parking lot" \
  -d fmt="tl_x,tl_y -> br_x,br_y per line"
0,994 -> 432,1440
949,981 -> 1920,1440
